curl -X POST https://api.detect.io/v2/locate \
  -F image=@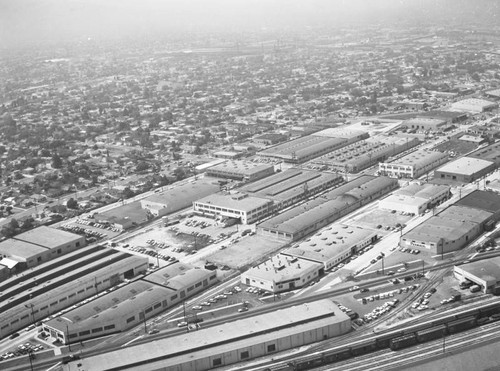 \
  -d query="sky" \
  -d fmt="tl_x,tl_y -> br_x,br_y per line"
0,0 -> 497,49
